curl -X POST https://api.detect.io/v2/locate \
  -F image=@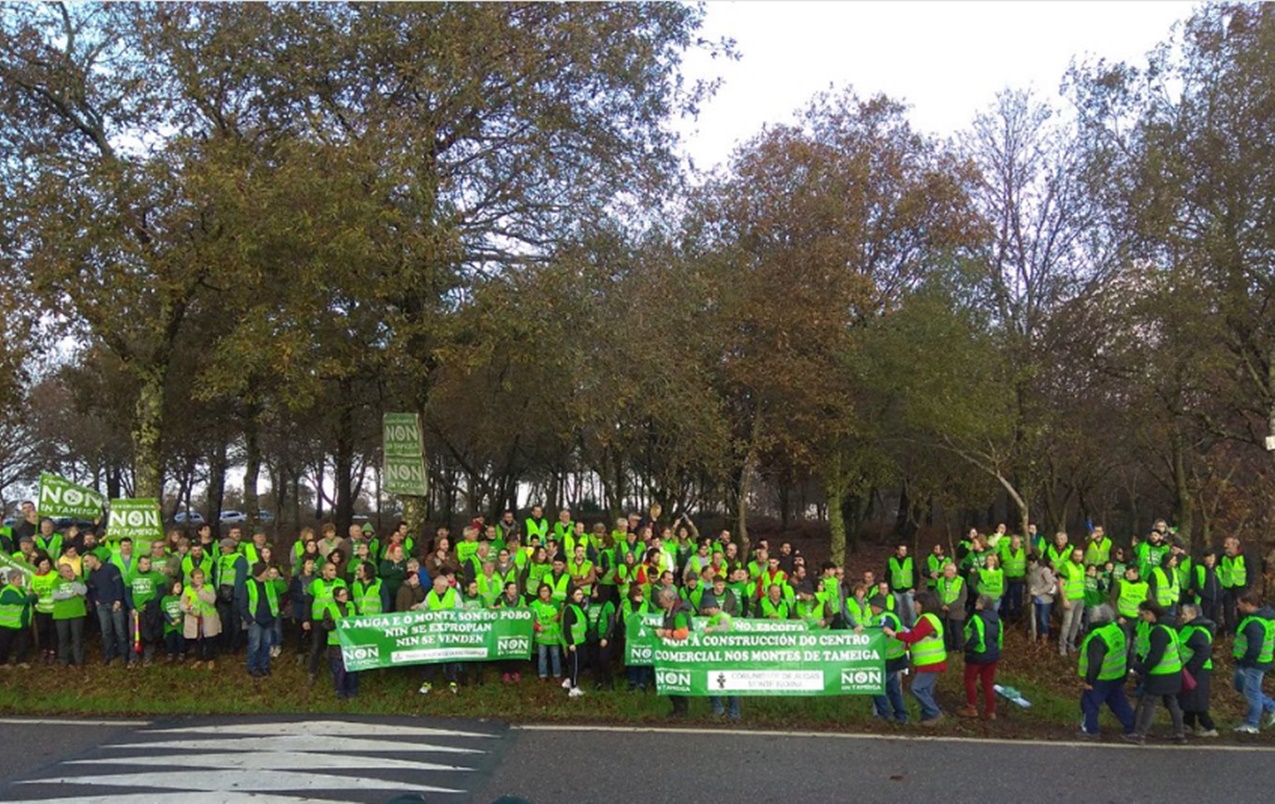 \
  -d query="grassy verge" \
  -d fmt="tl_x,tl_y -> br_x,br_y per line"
1,630 -> 1270,744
